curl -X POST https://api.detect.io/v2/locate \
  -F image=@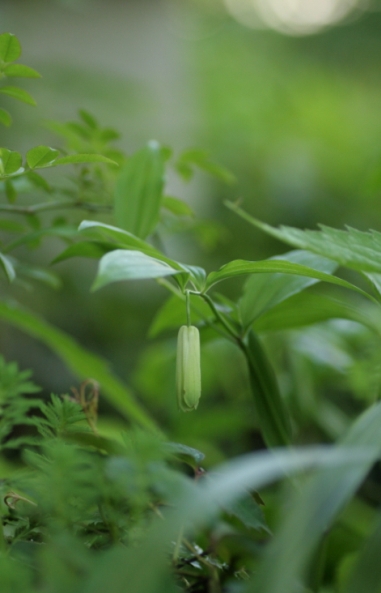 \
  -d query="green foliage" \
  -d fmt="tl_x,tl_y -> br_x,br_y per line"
1,29 -> 381,593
